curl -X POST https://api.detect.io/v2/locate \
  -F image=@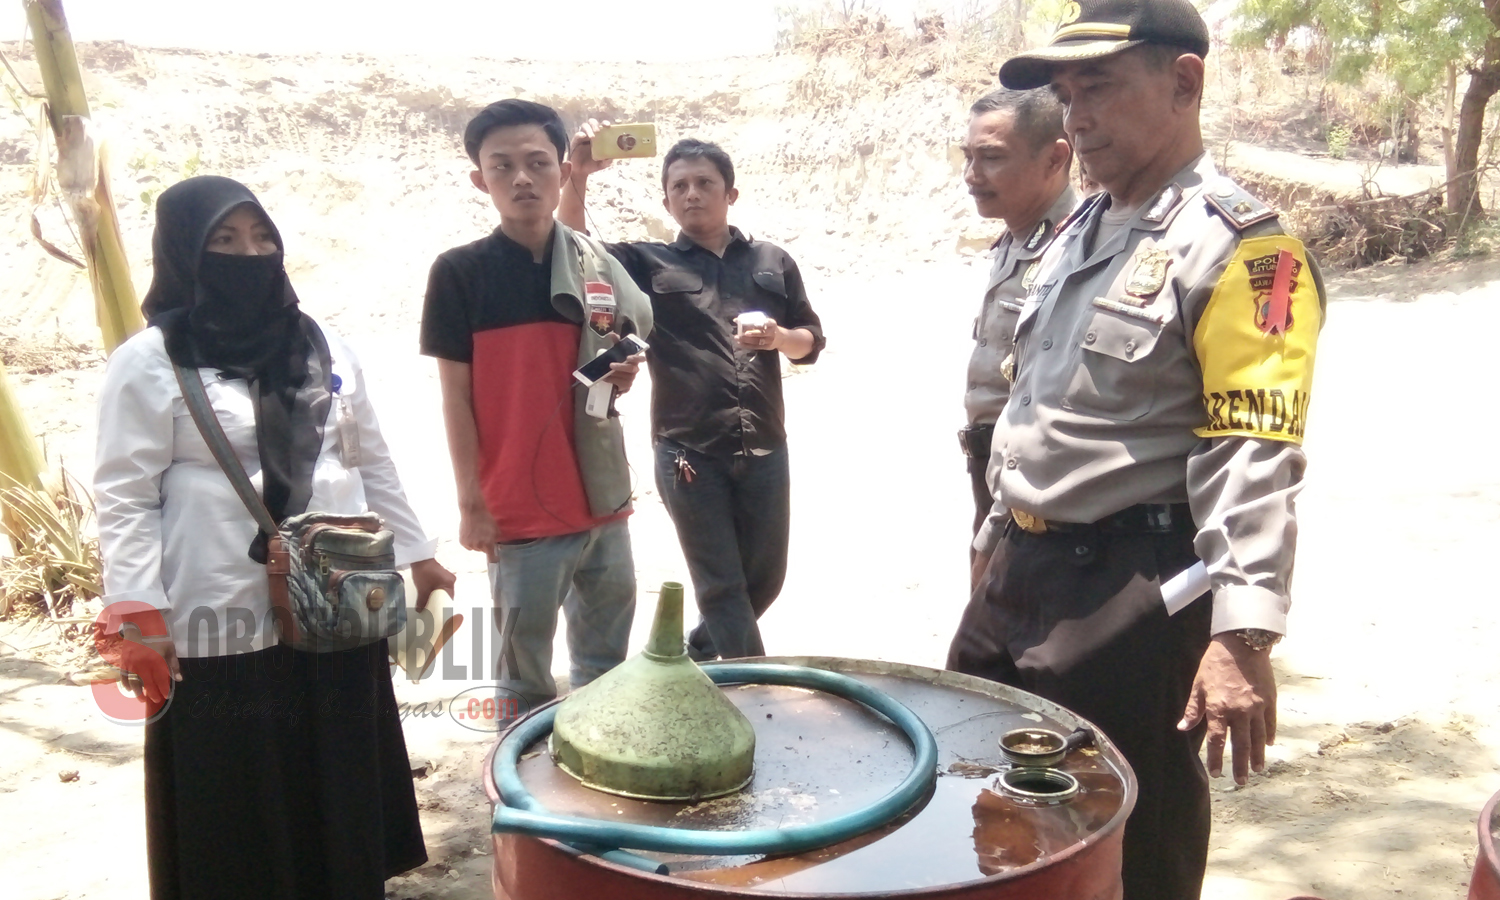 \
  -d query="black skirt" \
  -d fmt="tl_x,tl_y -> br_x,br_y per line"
145,640 -> 426,900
